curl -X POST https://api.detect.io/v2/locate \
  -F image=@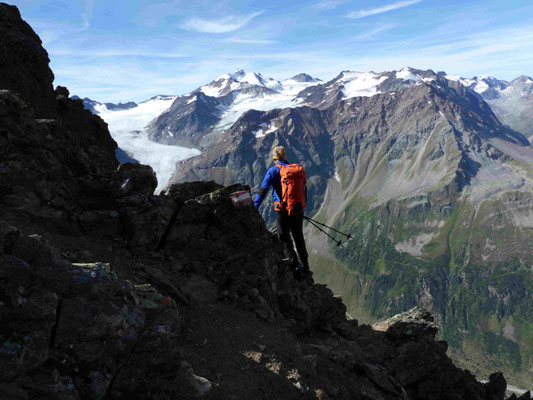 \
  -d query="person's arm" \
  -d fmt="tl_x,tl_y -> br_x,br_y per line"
254,167 -> 276,209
